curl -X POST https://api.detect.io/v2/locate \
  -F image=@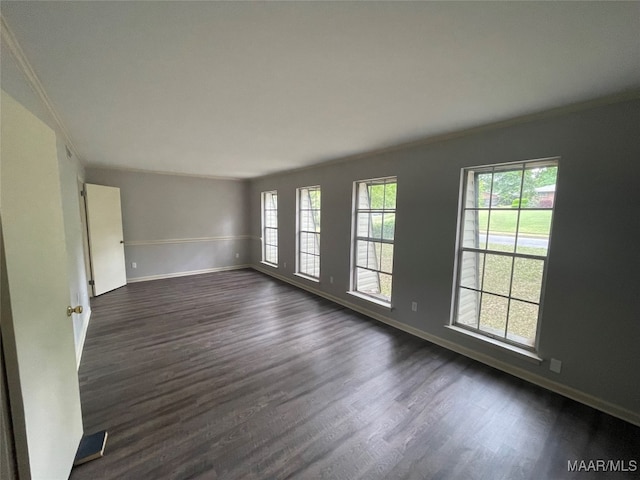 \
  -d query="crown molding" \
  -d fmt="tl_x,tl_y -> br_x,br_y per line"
251,89 -> 640,181
1,15 -> 83,164
86,164 -> 246,182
